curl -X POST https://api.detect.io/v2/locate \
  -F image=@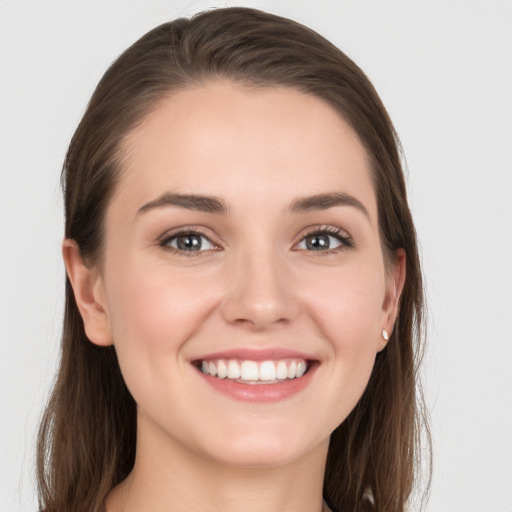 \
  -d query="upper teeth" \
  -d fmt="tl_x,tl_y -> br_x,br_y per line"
200,359 -> 307,382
